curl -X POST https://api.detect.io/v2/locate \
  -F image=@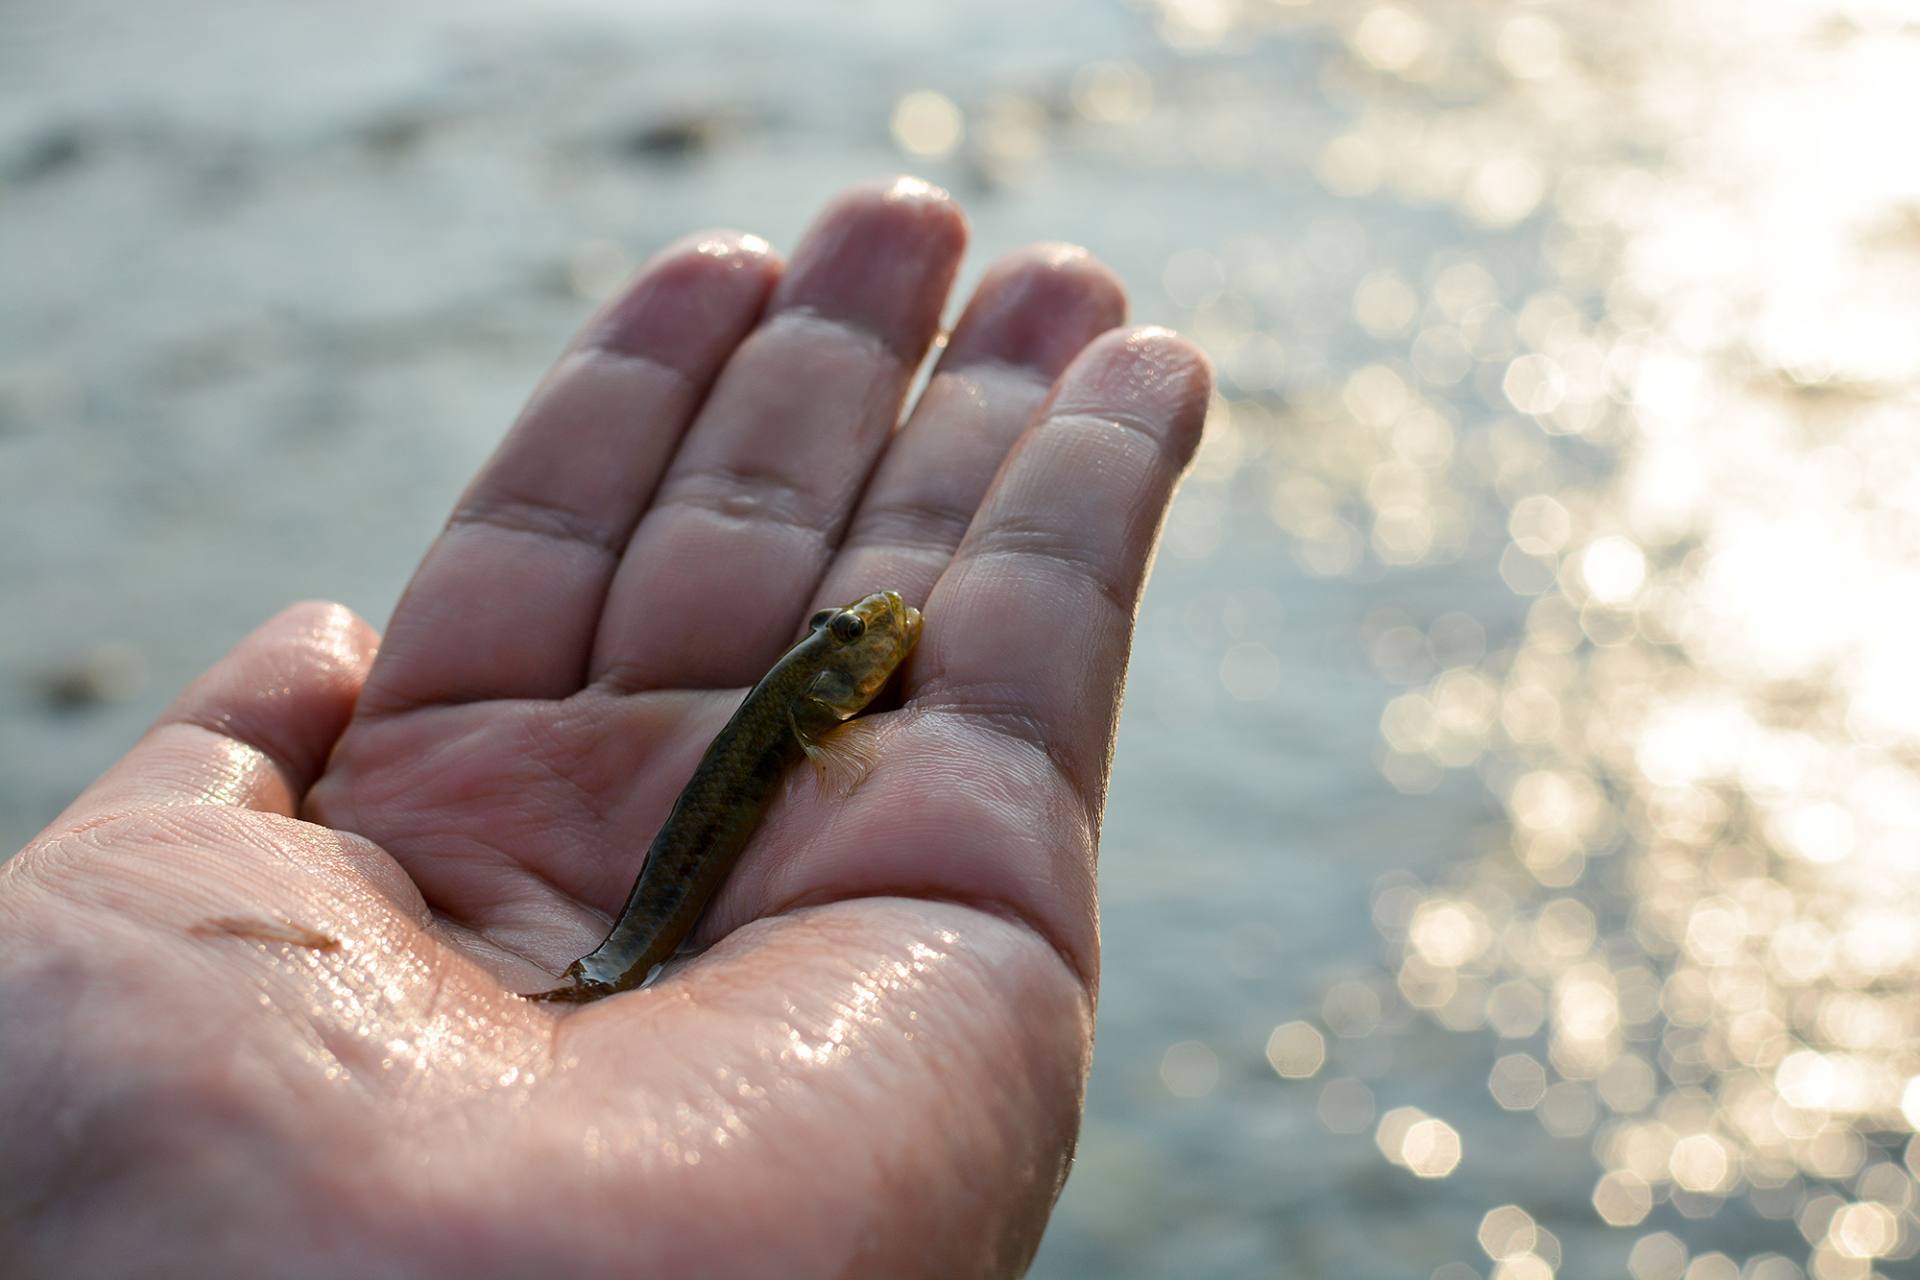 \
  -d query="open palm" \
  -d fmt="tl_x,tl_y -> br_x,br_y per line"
0,179 -> 1209,1278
